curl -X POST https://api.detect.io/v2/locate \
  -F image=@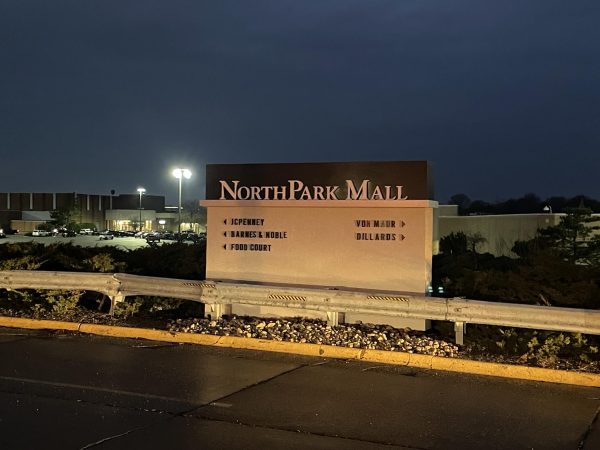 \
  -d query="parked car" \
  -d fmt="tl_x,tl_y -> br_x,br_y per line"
114,230 -> 135,237
0,228 -> 6,239
145,232 -> 161,243
177,231 -> 205,243
178,231 -> 198,241
32,229 -> 51,237
79,228 -> 95,235
58,228 -> 77,237
99,231 -> 114,240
